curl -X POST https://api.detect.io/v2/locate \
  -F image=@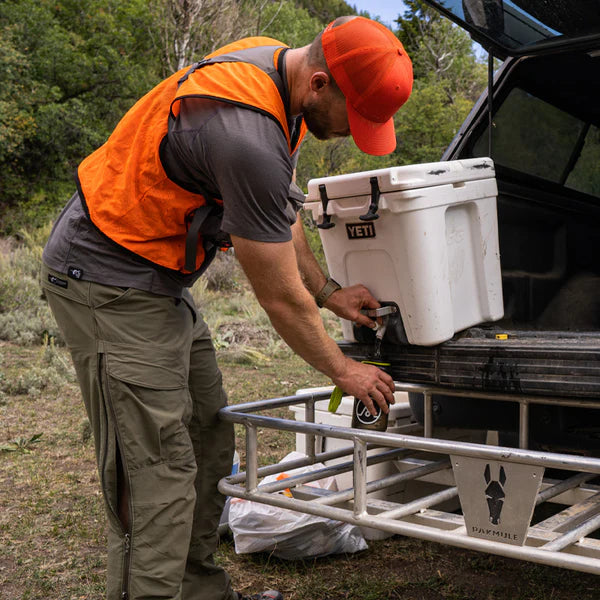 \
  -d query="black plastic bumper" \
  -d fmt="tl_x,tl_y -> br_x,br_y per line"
338,329 -> 600,399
